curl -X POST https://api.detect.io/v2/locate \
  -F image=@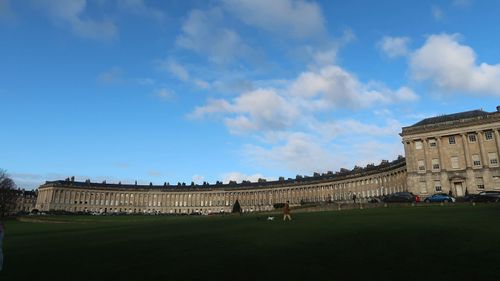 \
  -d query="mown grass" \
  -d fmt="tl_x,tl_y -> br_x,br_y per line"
1,204 -> 500,281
